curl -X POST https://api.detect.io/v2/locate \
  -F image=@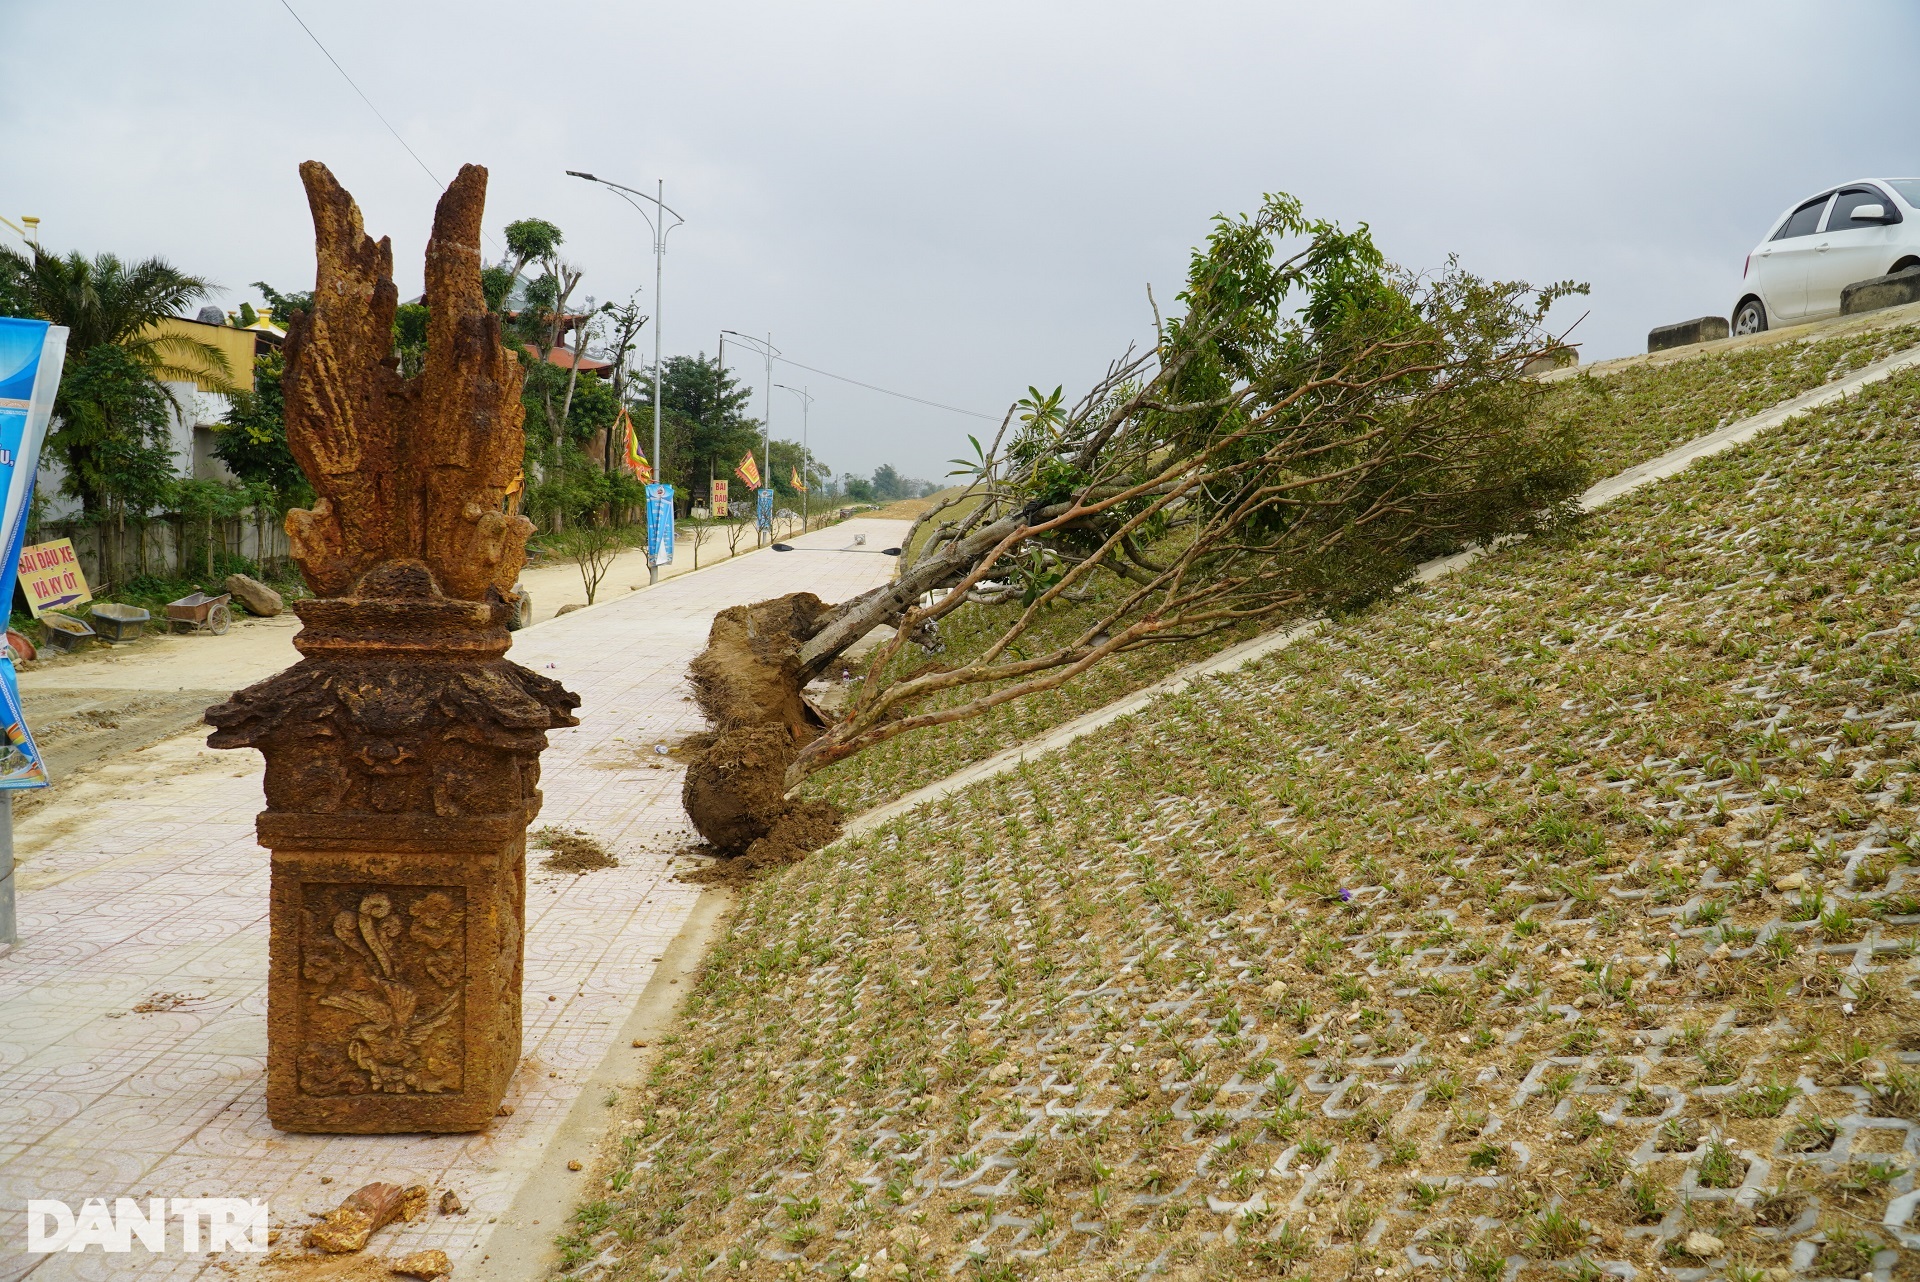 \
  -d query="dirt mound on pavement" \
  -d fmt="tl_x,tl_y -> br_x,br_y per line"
682,593 -> 842,860
534,826 -> 618,873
